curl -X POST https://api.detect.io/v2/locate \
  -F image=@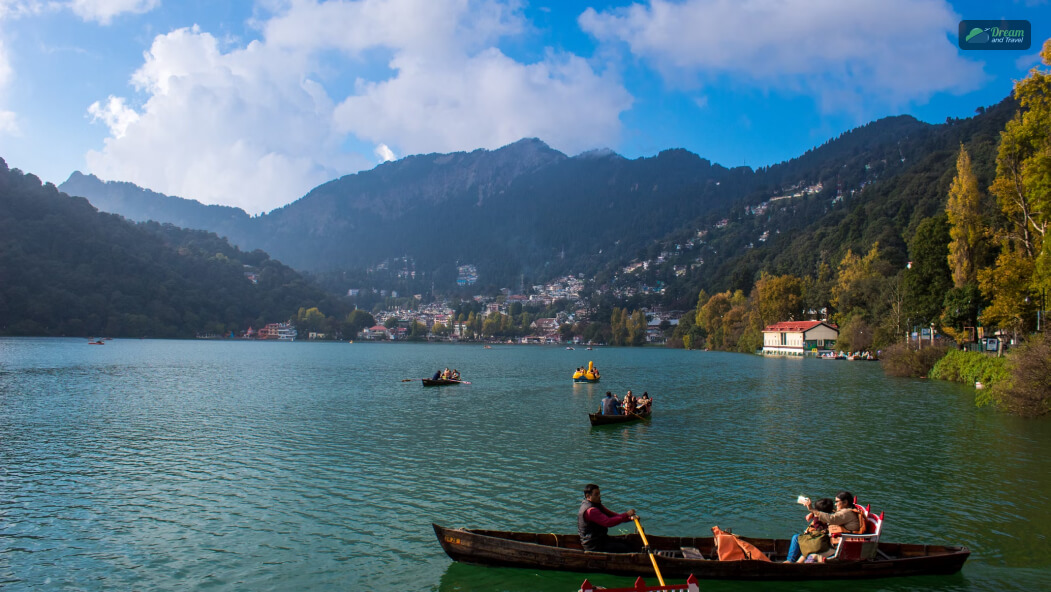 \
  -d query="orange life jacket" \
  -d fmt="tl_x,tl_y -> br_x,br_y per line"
828,507 -> 867,543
